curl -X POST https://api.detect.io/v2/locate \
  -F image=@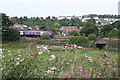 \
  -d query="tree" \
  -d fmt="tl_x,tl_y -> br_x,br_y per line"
54,22 -> 61,28
80,22 -> 98,36
0,13 -> 13,27
69,31 -> 78,36
87,18 -> 96,24
69,36 -> 89,47
2,27 -> 20,41
59,30 -> 63,34
88,34 -> 96,41
112,21 -> 120,30
50,27 -> 57,35
100,24 -> 114,38
41,33 -> 50,40
107,29 -> 118,38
